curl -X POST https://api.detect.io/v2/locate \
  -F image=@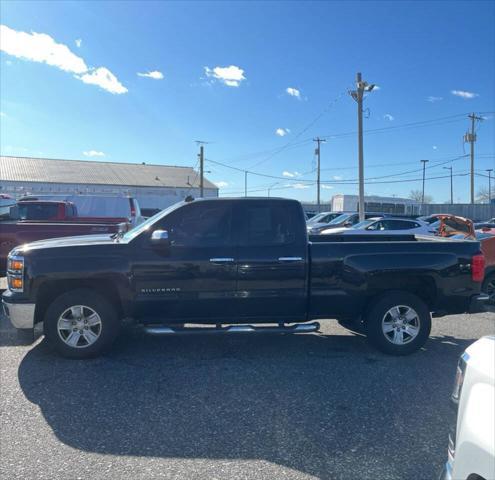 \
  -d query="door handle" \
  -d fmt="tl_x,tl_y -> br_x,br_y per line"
210,257 -> 235,264
278,257 -> 303,262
